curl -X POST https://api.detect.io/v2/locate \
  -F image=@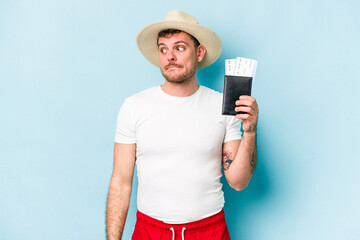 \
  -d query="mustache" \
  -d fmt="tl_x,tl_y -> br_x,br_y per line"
165,64 -> 182,70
